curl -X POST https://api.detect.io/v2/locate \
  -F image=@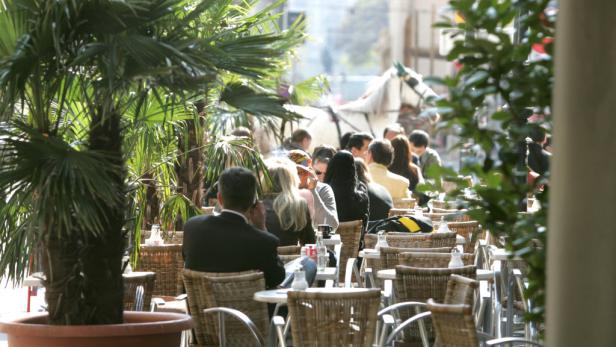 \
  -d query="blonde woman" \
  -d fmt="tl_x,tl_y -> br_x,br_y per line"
263,158 -> 316,246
